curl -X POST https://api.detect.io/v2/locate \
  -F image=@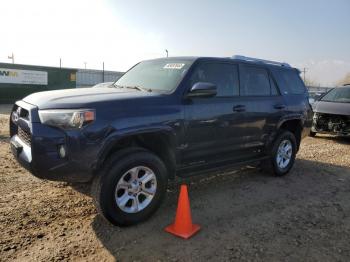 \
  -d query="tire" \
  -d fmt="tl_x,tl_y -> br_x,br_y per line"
262,131 -> 297,176
309,131 -> 317,137
91,149 -> 168,226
